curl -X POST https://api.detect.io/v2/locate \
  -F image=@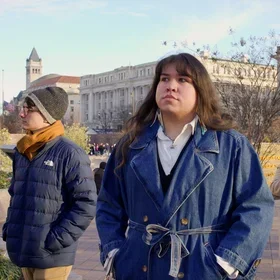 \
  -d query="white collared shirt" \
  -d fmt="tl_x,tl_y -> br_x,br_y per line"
157,116 -> 198,175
